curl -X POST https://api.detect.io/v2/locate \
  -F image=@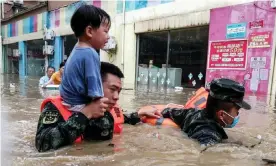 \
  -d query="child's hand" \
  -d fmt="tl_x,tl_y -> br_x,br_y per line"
81,97 -> 109,119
